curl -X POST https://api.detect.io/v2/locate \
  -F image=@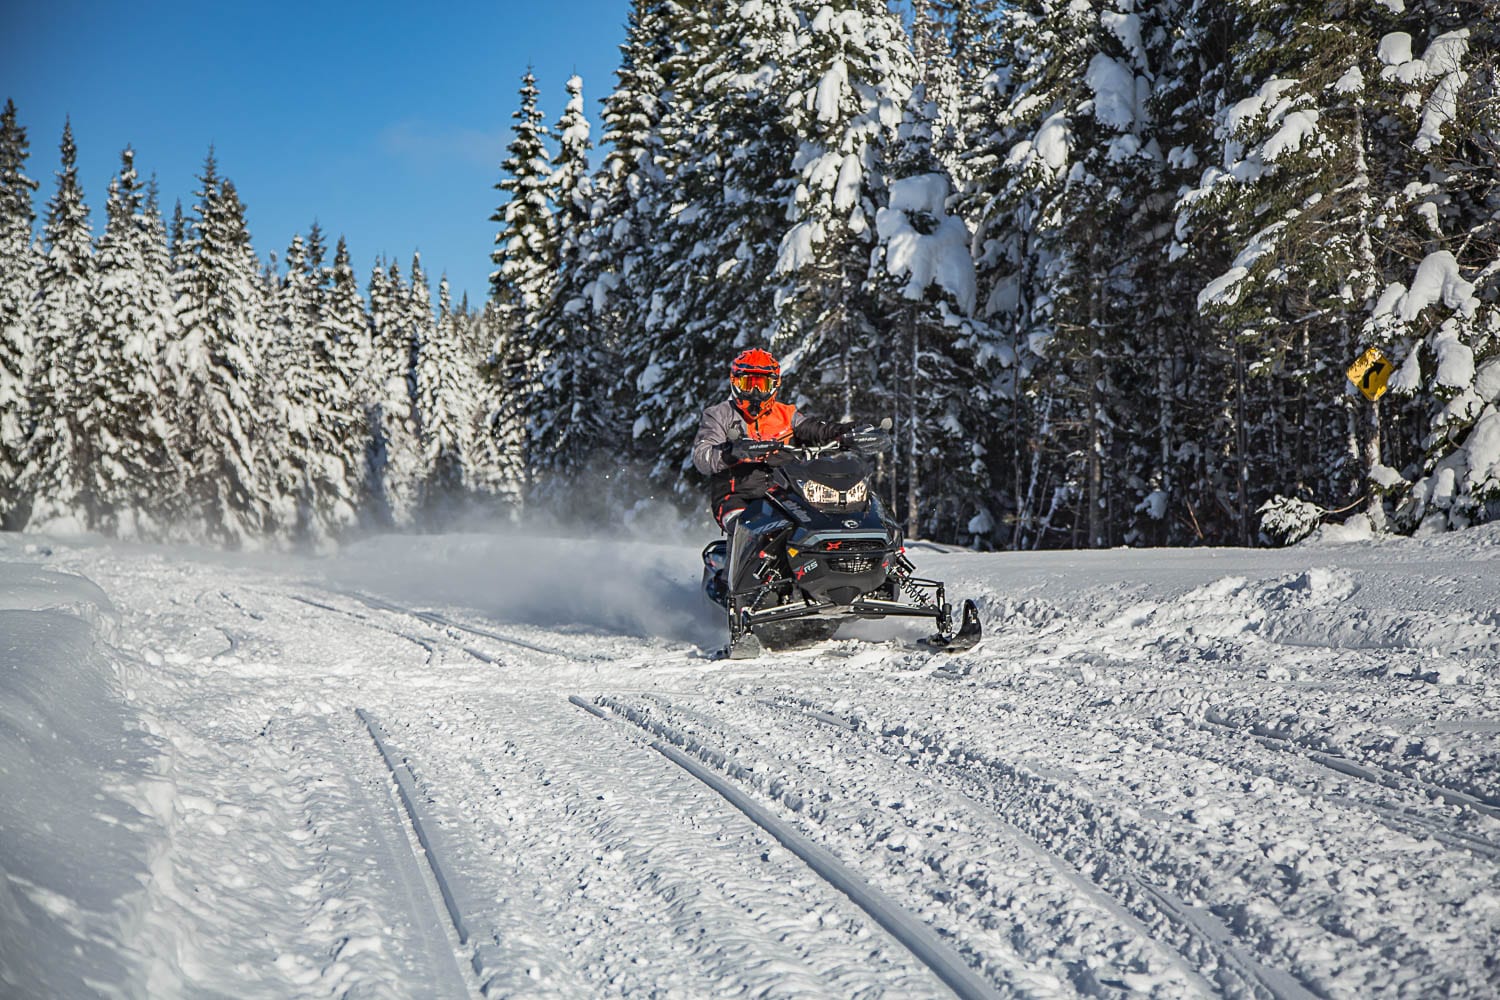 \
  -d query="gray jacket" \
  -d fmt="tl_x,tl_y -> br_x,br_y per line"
691,400 -> 812,476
